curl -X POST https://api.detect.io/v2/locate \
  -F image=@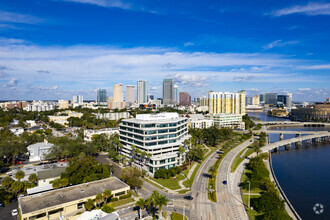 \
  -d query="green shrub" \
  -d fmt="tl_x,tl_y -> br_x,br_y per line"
110,197 -> 118,202
119,191 -> 132,199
